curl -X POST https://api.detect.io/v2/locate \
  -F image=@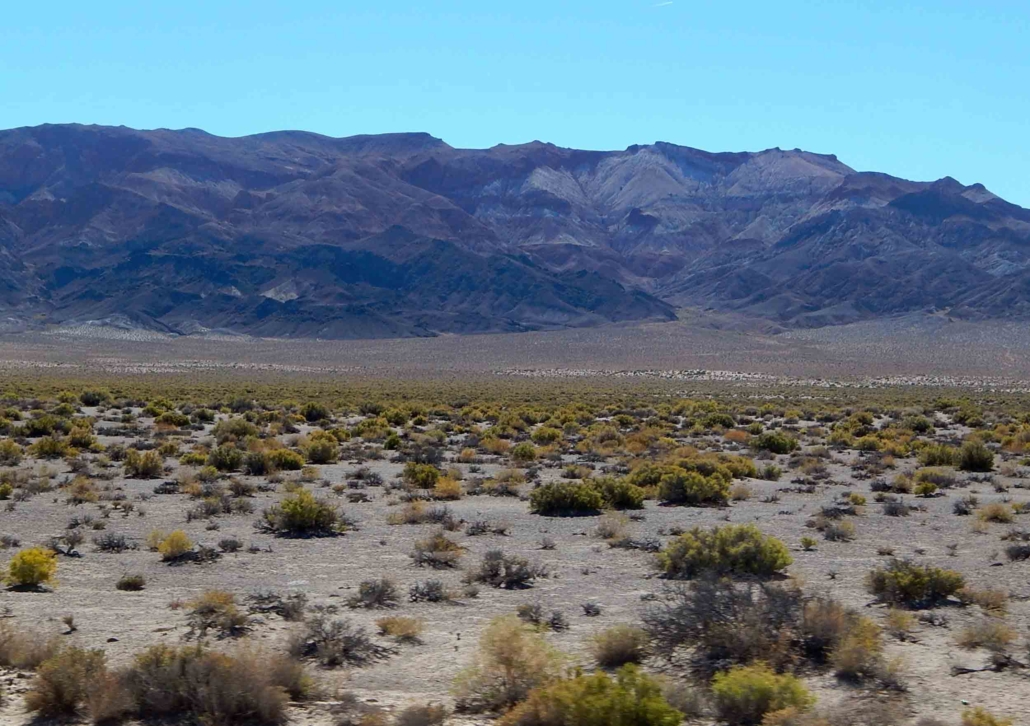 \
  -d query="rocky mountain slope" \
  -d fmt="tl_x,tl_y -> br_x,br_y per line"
1,124 -> 1028,337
